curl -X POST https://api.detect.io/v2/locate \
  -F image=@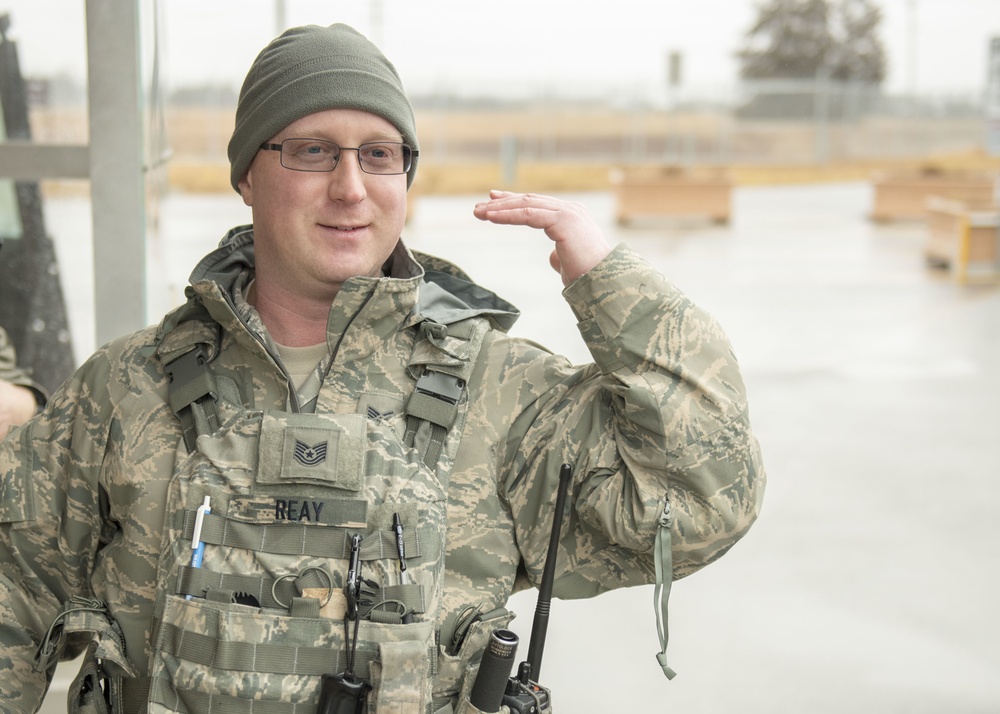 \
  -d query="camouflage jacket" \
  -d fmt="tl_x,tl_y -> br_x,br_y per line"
0,226 -> 765,712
